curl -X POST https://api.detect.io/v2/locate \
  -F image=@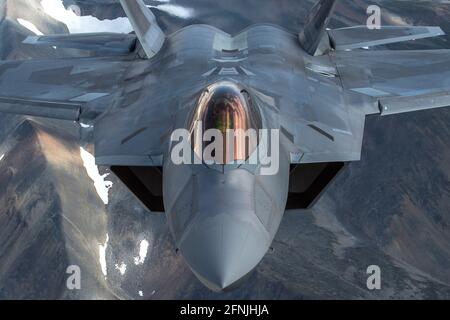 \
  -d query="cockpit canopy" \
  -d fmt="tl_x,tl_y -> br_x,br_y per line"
190,81 -> 262,164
